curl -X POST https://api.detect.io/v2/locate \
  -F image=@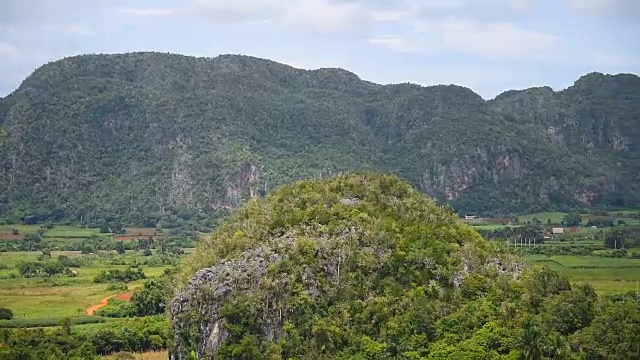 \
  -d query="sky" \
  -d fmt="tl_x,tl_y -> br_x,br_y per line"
0,0 -> 638,99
